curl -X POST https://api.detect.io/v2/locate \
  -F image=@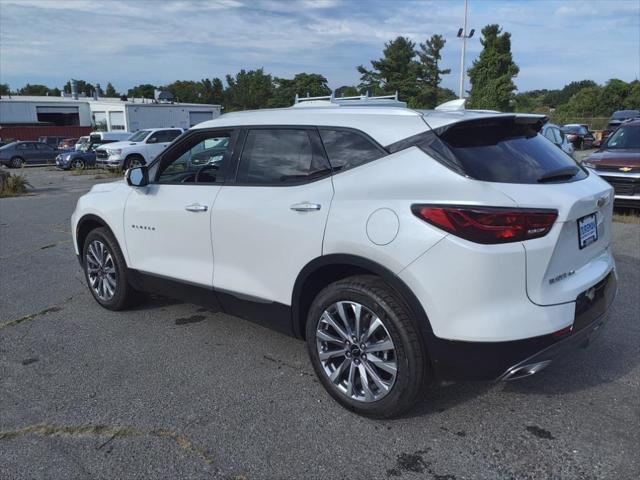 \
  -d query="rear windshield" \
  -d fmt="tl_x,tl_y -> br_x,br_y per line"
389,117 -> 586,184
